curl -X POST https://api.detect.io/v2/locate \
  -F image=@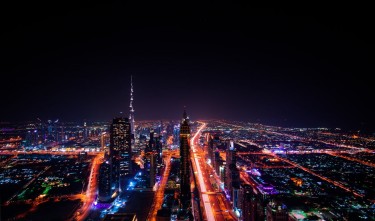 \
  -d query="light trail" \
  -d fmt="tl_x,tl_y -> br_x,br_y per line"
191,122 -> 215,221
76,152 -> 103,221
0,154 -> 17,167
194,157 -> 207,193
148,154 -> 172,221
192,122 -> 238,221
